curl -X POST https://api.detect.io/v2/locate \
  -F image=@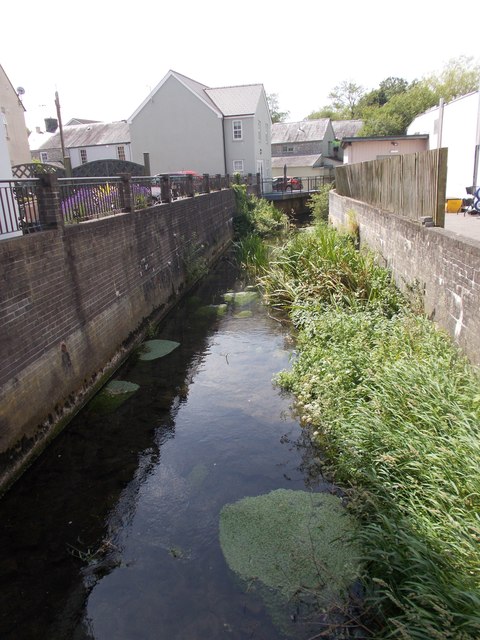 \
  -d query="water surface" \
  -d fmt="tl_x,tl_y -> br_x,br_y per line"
0,256 -> 344,640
